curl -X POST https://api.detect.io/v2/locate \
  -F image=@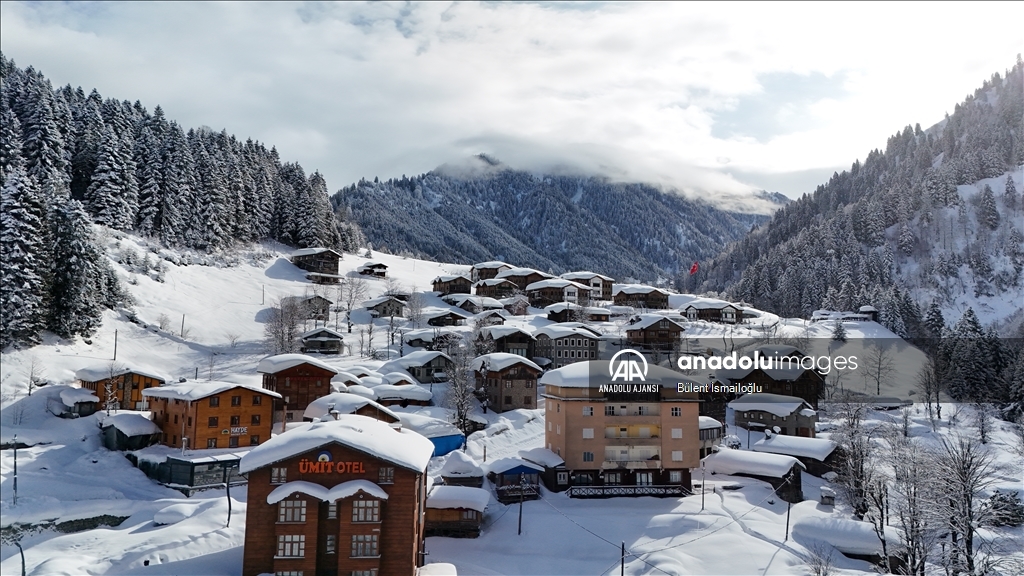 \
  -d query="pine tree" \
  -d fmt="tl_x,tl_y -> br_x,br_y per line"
85,124 -> 134,229
0,156 -> 48,346
831,319 -> 847,342
47,198 -> 107,339
898,222 -> 915,256
0,96 -> 23,182
1004,175 -> 1019,212
978,184 -> 1000,230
